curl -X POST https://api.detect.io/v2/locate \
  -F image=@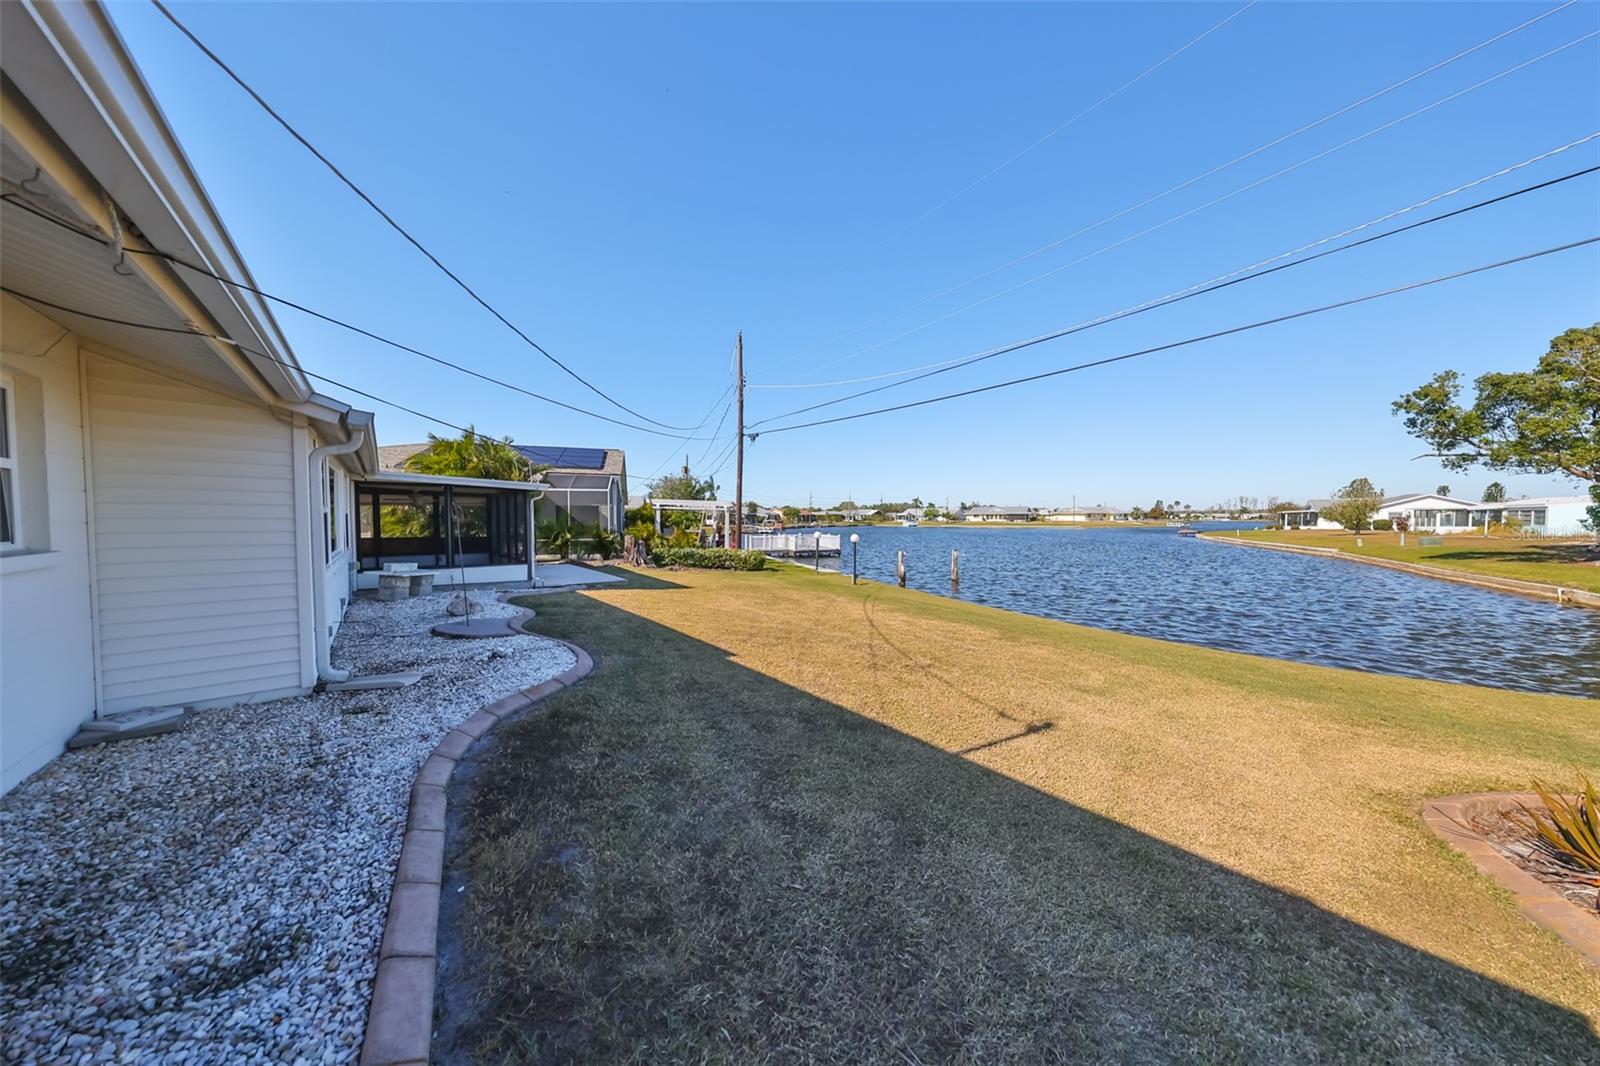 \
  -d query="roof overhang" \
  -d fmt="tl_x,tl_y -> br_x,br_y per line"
1,1 -> 308,404
359,470 -> 546,494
